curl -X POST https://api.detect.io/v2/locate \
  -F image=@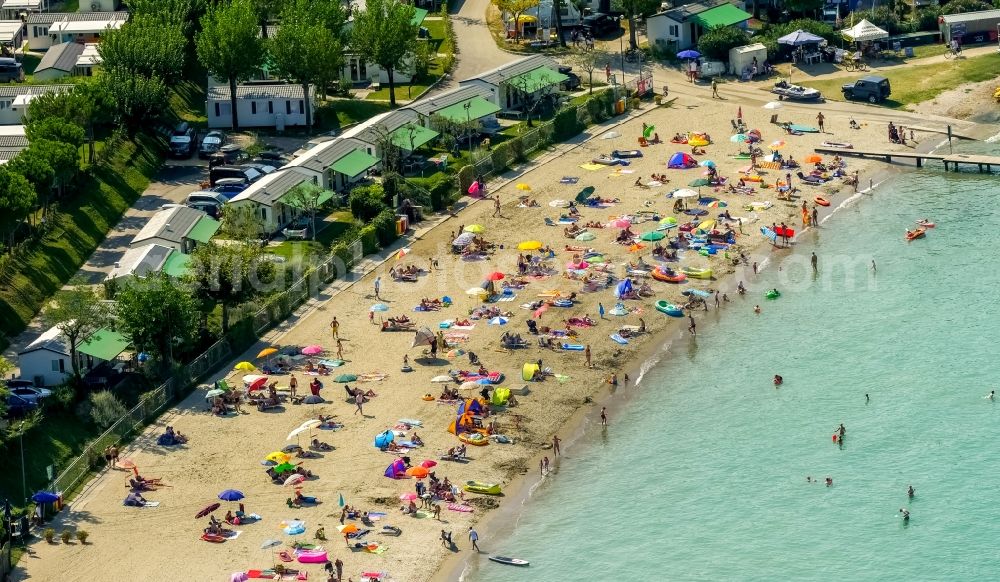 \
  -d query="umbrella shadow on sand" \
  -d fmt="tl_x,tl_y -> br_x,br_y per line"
414,355 -> 449,366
